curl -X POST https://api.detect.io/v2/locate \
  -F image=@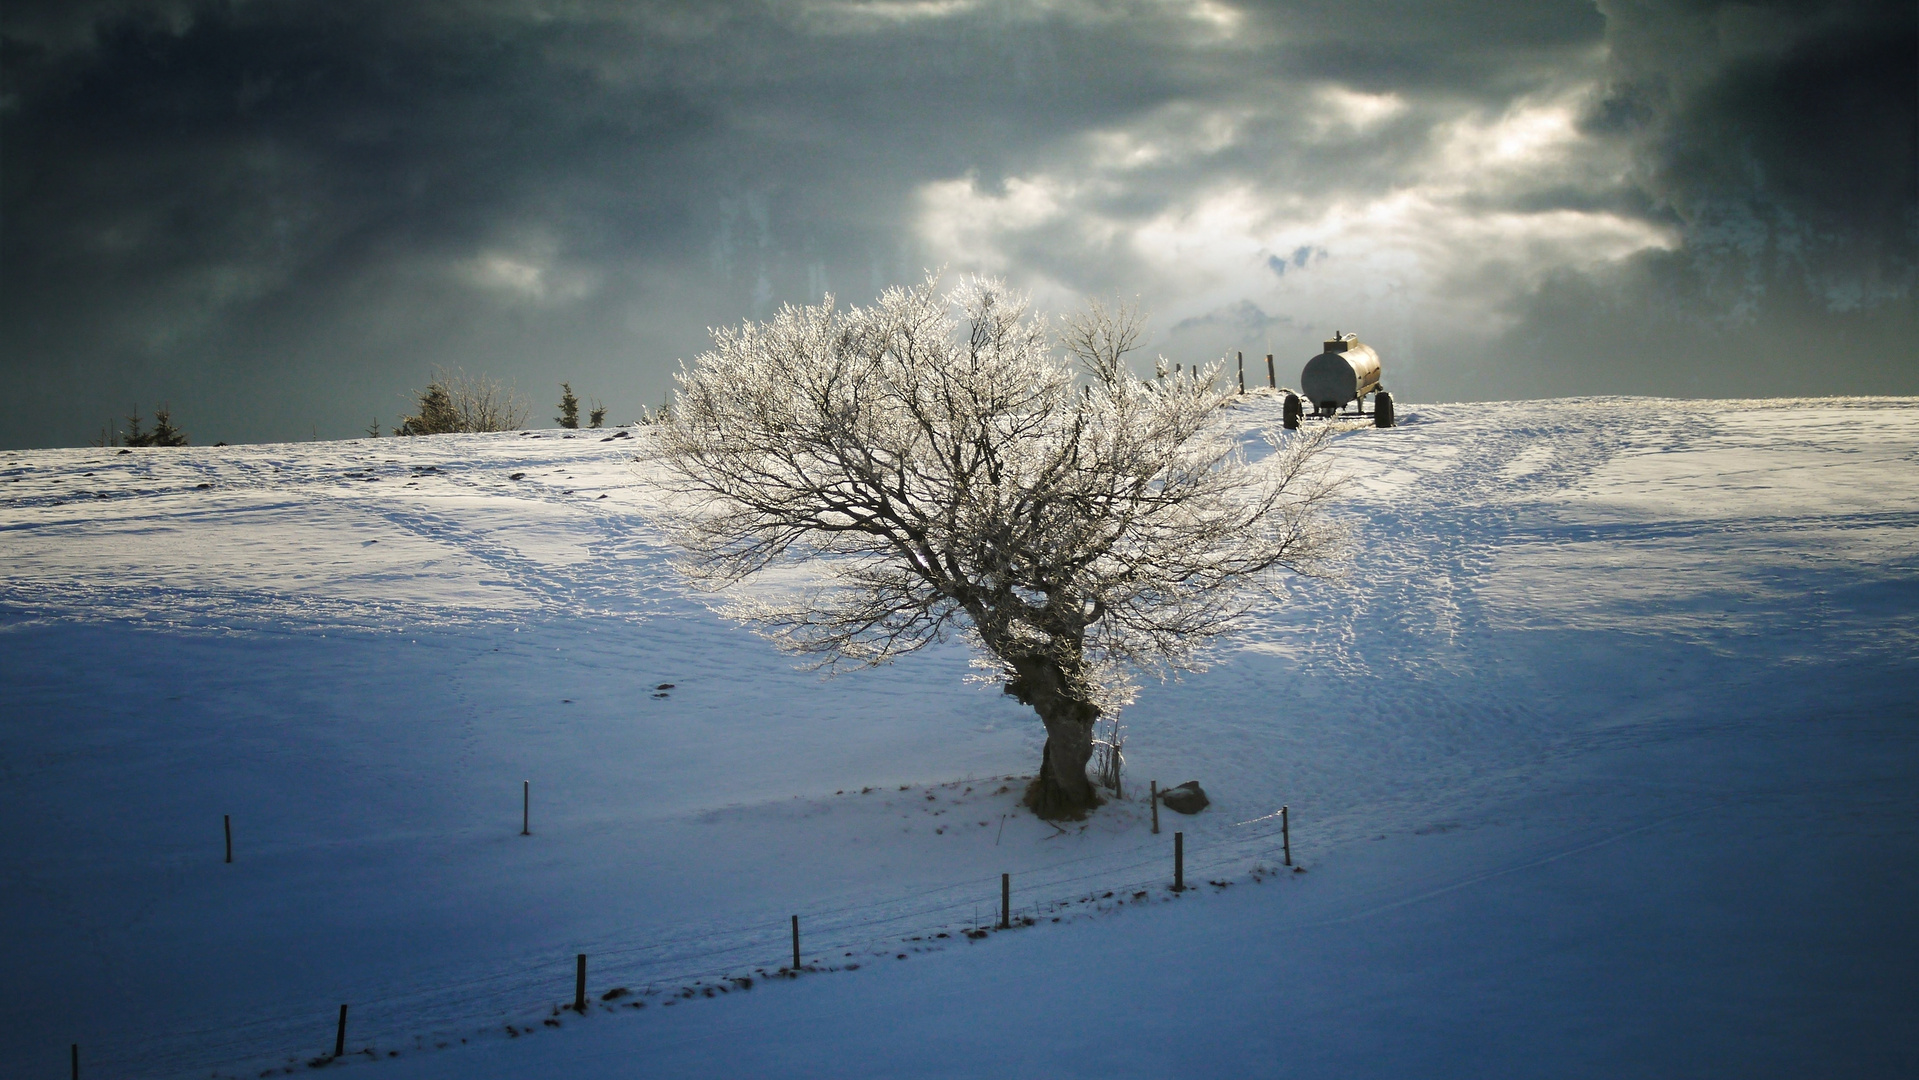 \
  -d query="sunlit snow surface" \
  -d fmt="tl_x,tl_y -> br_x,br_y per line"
3,398 -> 1915,1078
